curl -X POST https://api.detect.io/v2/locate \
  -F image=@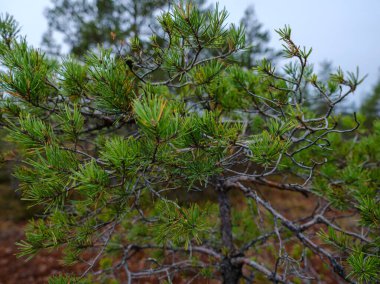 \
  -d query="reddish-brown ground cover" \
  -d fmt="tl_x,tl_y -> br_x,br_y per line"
0,182 -> 351,283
